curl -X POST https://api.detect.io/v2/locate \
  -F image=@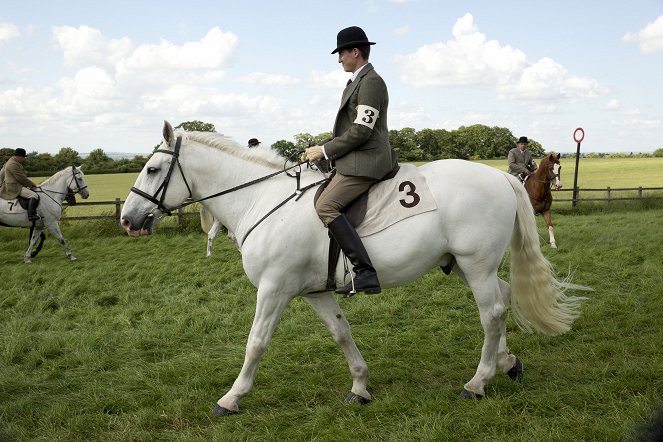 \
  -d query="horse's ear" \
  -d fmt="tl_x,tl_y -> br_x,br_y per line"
556,153 -> 561,160
163,121 -> 175,146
